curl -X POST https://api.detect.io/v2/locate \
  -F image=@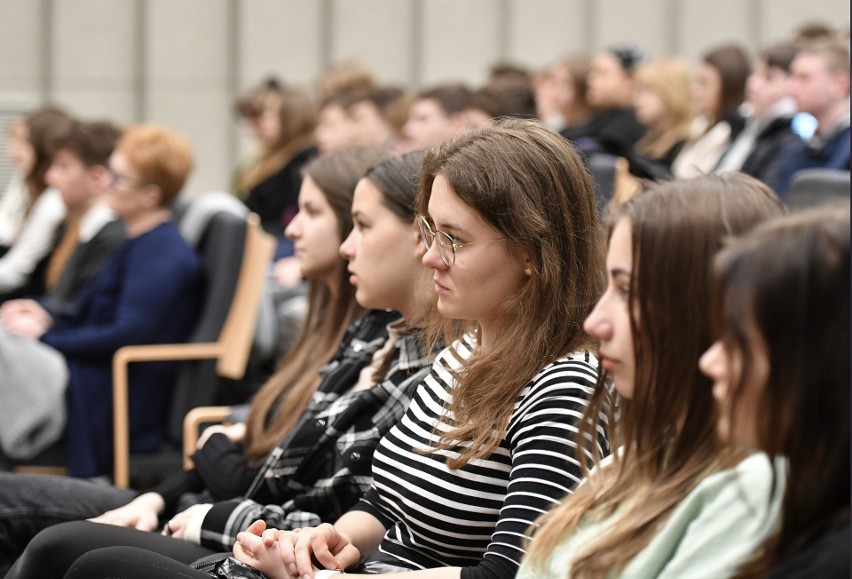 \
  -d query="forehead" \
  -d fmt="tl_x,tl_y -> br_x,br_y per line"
607,219 -> 633,267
